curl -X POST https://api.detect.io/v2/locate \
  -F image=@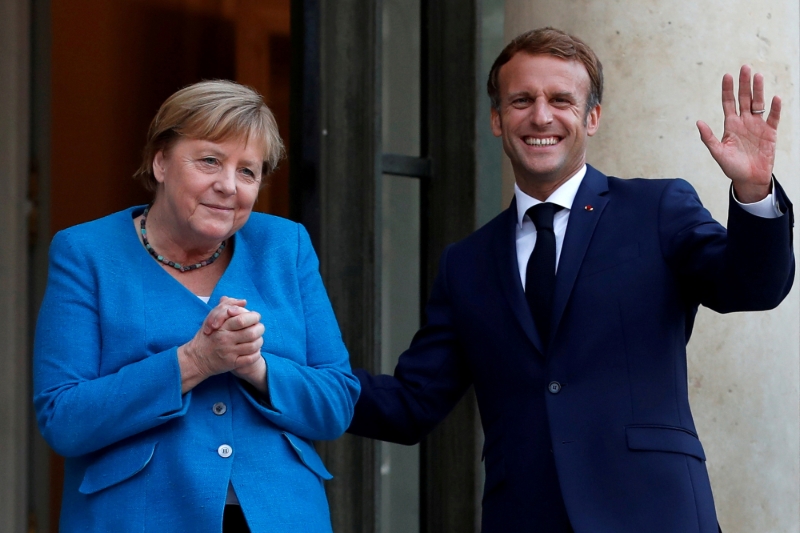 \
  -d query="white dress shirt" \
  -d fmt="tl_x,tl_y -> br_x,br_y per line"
514,165 -> 782,289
